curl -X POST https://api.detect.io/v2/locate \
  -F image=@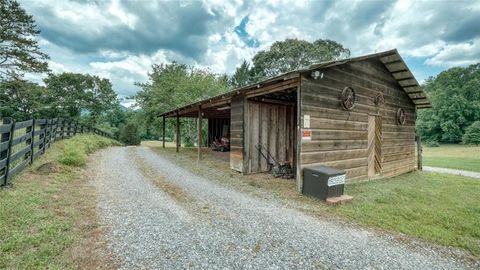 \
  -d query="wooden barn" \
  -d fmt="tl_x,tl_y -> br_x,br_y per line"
159,49 -> 431,192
